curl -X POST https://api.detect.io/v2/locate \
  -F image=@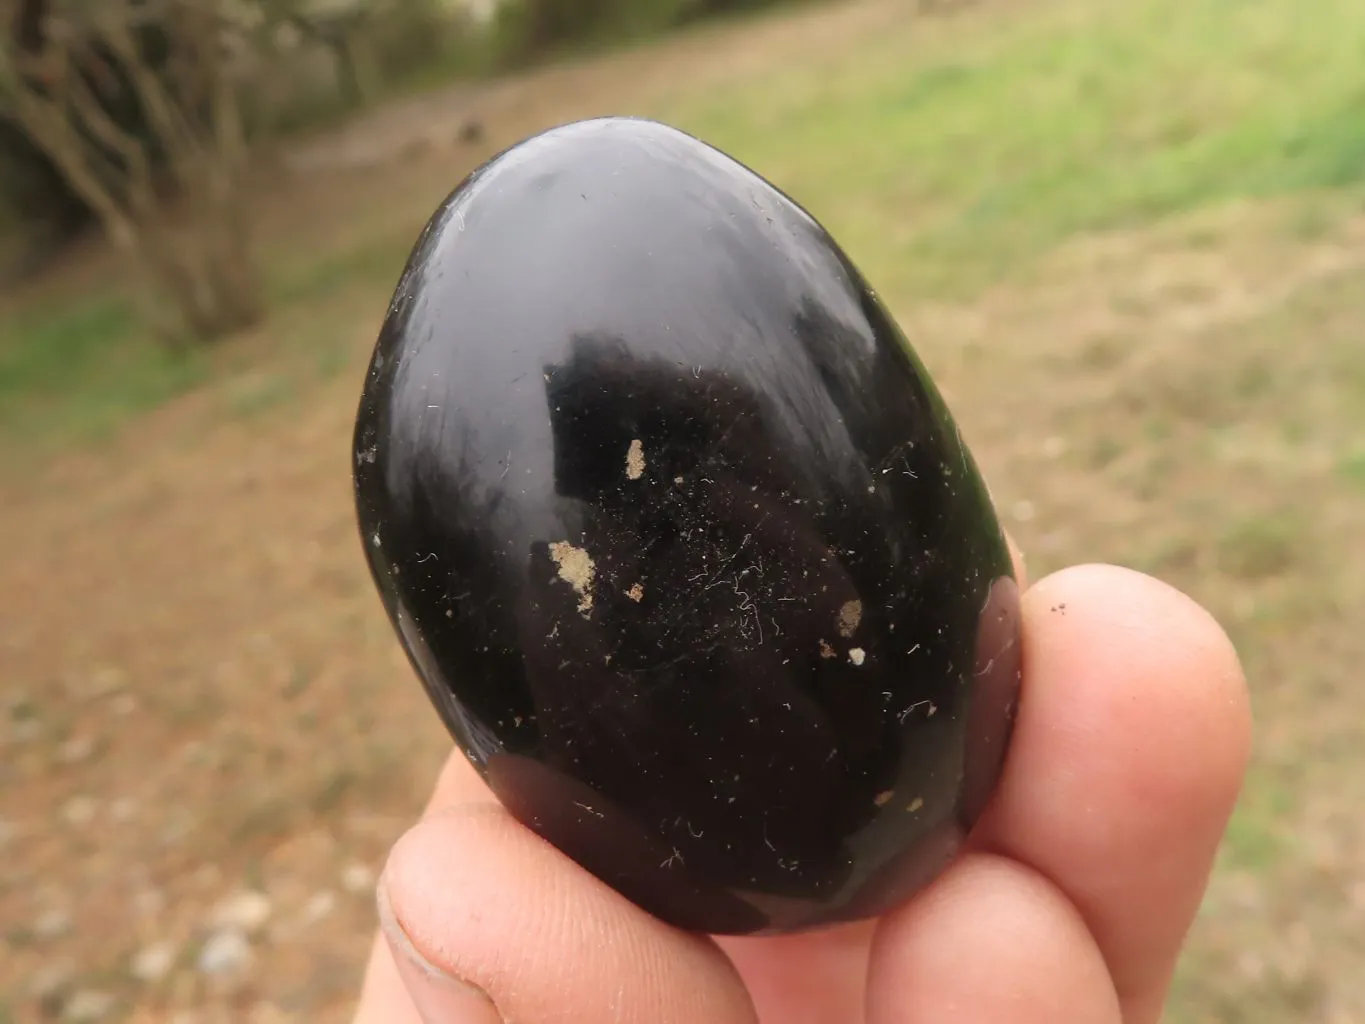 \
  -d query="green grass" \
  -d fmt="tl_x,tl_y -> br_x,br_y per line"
673,0 -> 1365,296
0,236 -> 404,455
272,234 -> 414,306
1341,450 -> 1365,489
6,0 -> 1365,451
0,294 -> 207,447
1220,767 -> 1295,872
1023,249 -> 1365,1022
